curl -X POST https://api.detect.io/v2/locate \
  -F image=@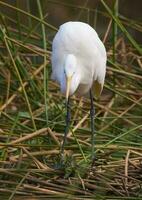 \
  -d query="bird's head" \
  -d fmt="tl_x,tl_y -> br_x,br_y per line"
62,54 -> 80,101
